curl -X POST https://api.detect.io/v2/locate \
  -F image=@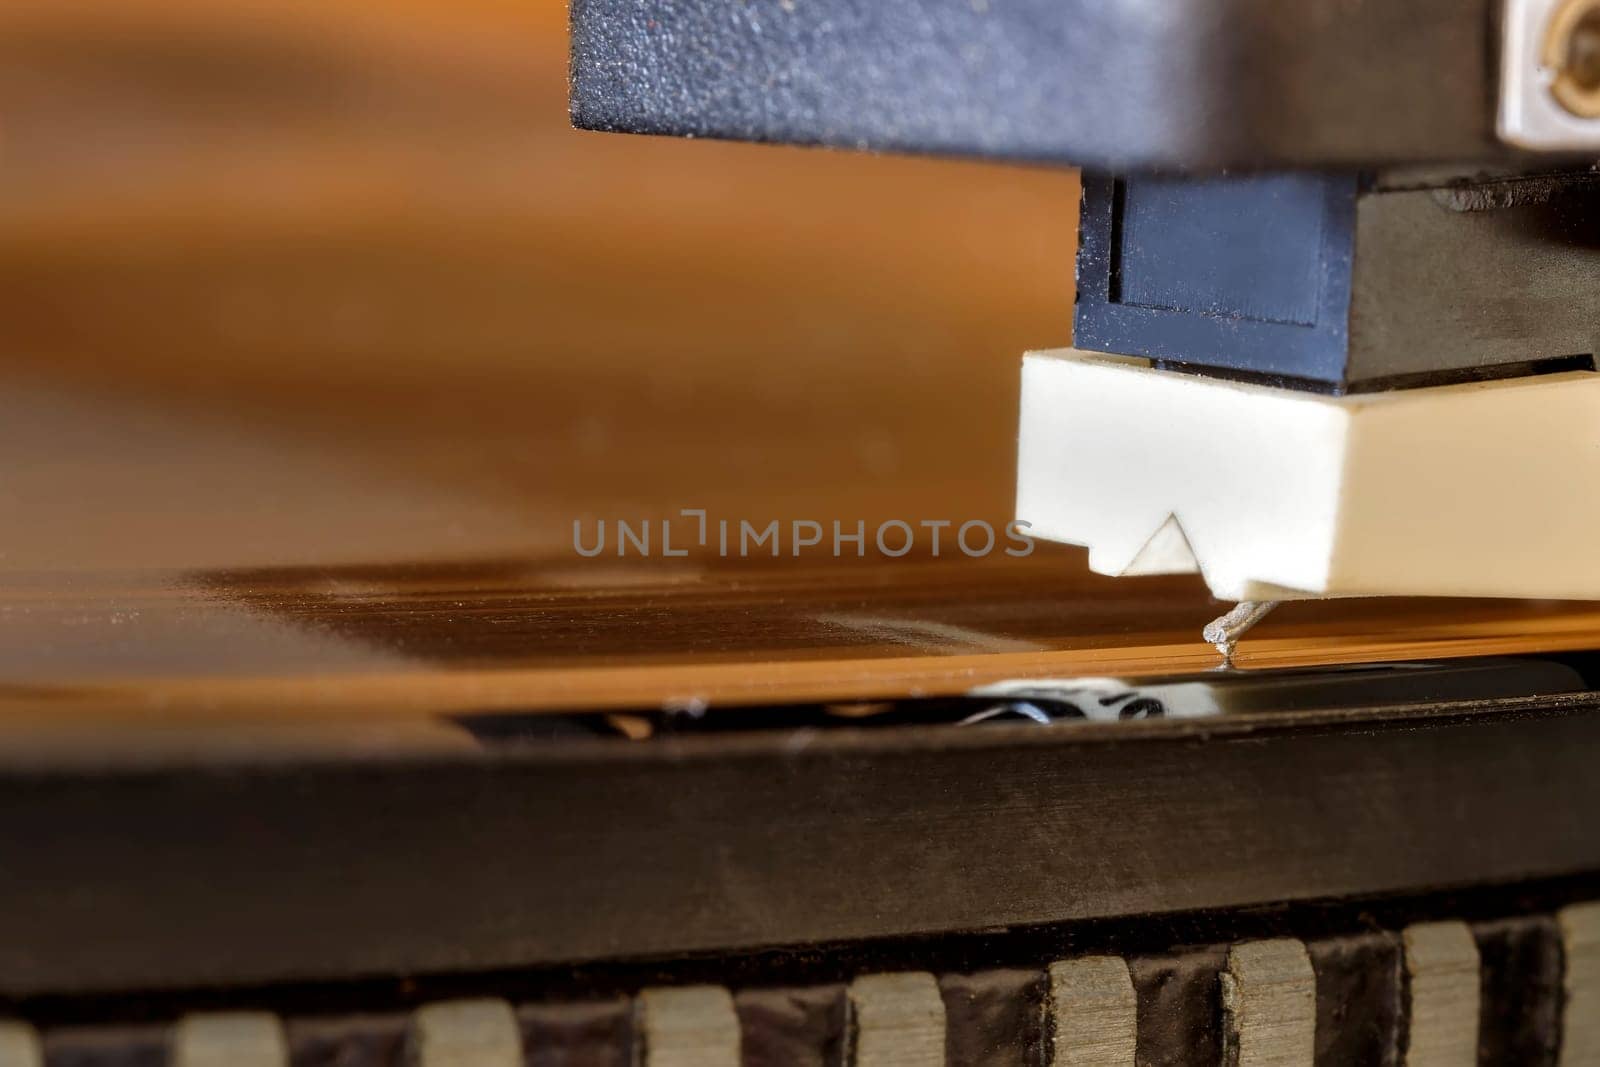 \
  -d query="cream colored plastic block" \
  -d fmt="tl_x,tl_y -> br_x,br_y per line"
1017,348 -> 1600,601
1401,922 -> 1480,1067
637,986 -> 741,1067
0,1022 -> 41,1067
848,972 -> 946,1067
172,1013 -> 288,1067
1047,956 -> 1137,1067
1221,940 -> 1317,1067
409,1000 -> 521,1067
1559,901 -> 1600,1066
